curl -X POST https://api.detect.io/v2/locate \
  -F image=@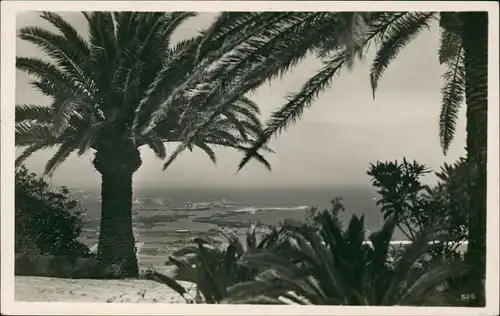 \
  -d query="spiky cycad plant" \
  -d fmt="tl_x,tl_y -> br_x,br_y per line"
143,226 -> 288,303
15,11 -> 271,277
222,211 -> 469,306
138,12 -> 487,303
